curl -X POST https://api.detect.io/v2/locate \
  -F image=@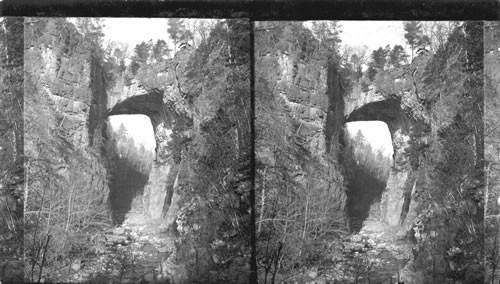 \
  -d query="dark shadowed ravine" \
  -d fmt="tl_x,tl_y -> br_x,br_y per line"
109,158 -> 148,225
108,157 -> 150,225
346,165 -> 387,233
